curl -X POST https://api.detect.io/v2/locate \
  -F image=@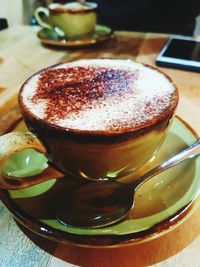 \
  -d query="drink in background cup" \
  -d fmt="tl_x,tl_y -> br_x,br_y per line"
18,59 -> 178,181
34,2 -> 97,38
